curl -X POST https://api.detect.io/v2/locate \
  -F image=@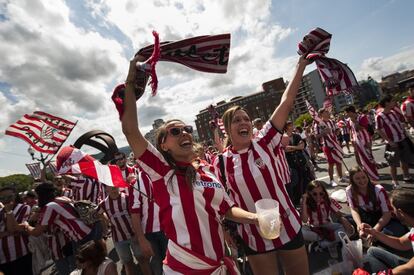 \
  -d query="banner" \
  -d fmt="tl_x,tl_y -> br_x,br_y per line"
5,111 -> 76,154
25,162 -> 41,179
